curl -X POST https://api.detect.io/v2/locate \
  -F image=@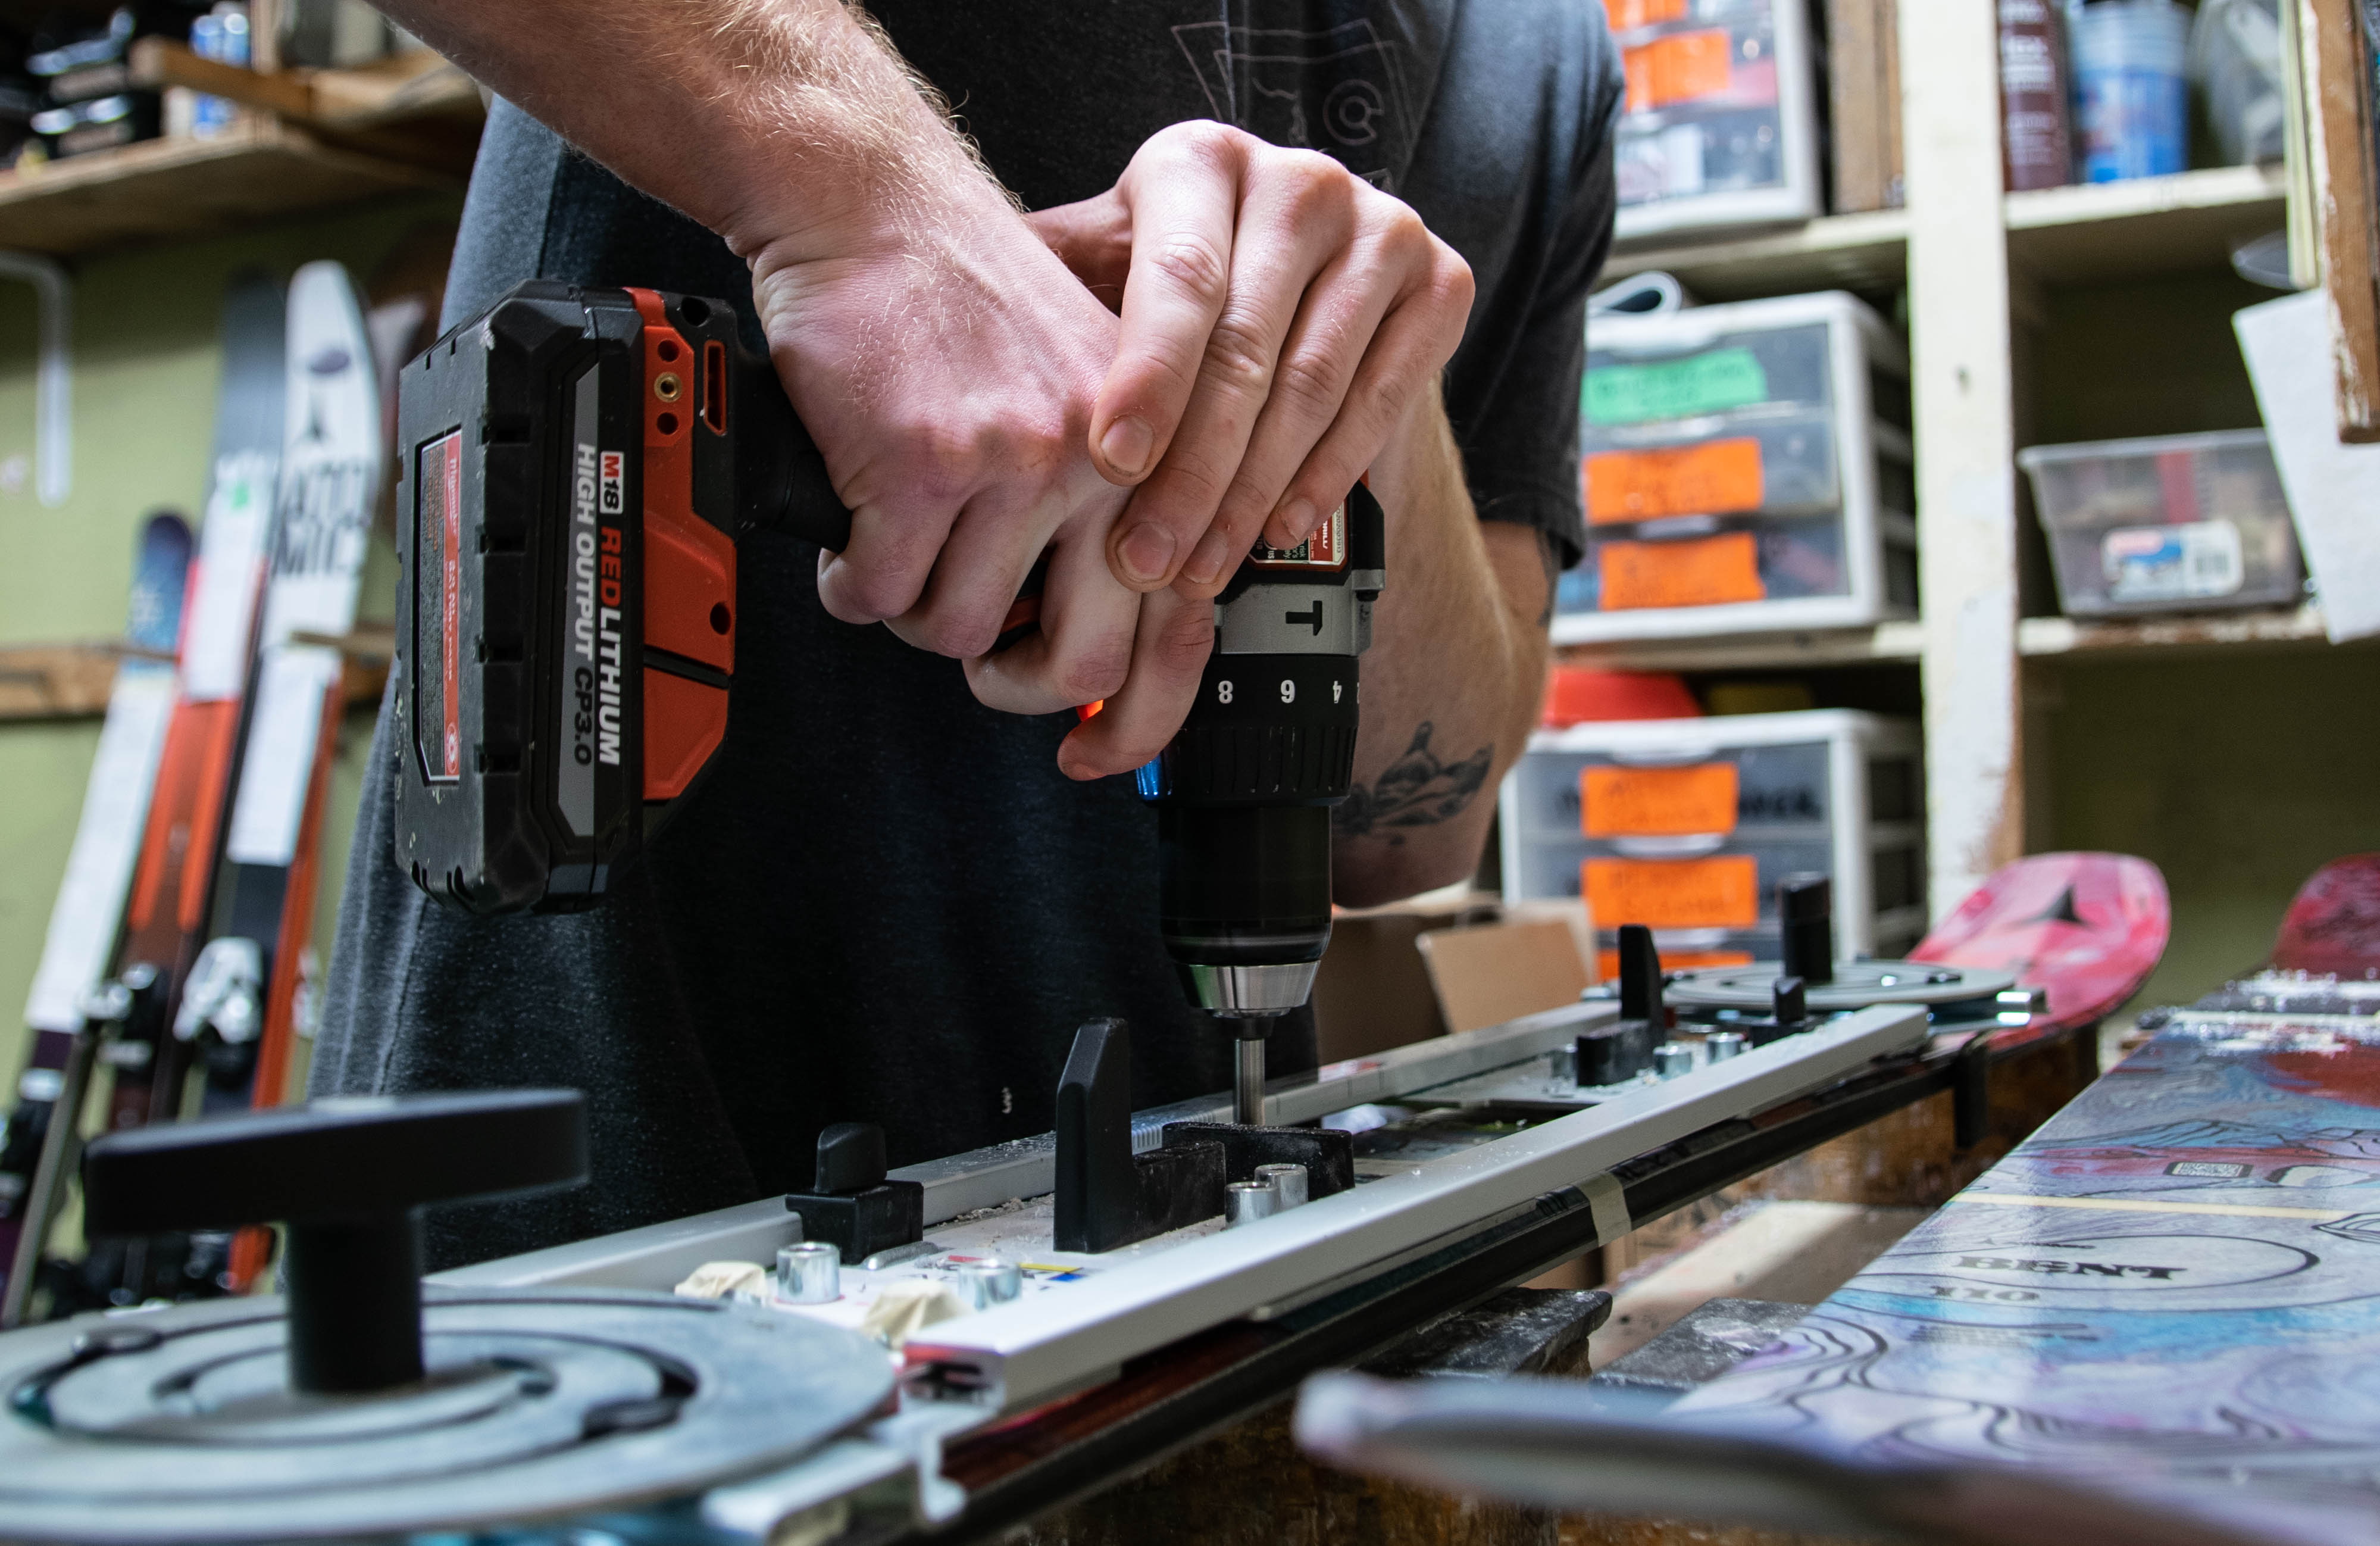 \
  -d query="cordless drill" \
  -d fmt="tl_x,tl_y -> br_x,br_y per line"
391,280 -> 1381,1119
